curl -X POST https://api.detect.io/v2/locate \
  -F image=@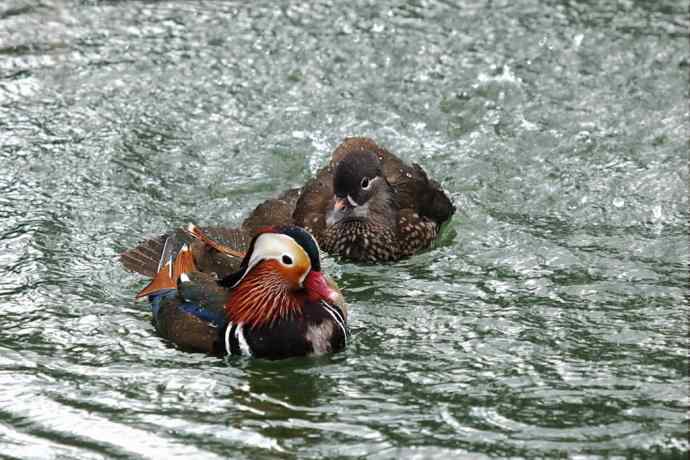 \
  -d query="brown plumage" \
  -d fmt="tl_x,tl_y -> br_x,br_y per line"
250,137 -> 455,262
121,226 -> 250,279
120,137 -> 454,273
131,225 -> 348,359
